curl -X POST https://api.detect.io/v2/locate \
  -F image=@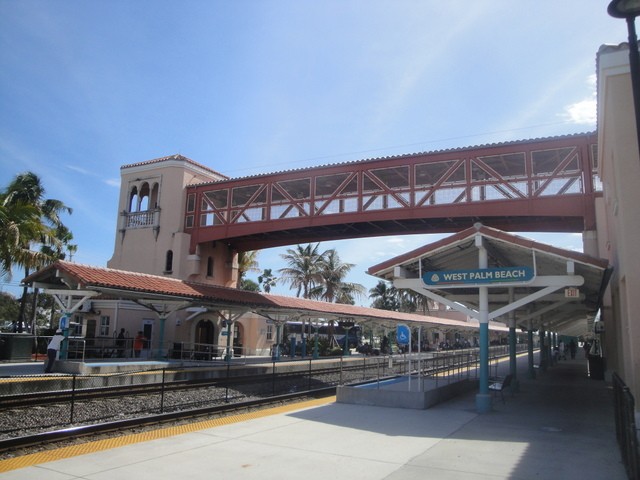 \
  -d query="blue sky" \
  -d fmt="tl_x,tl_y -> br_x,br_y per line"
0,1 -> 626,303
